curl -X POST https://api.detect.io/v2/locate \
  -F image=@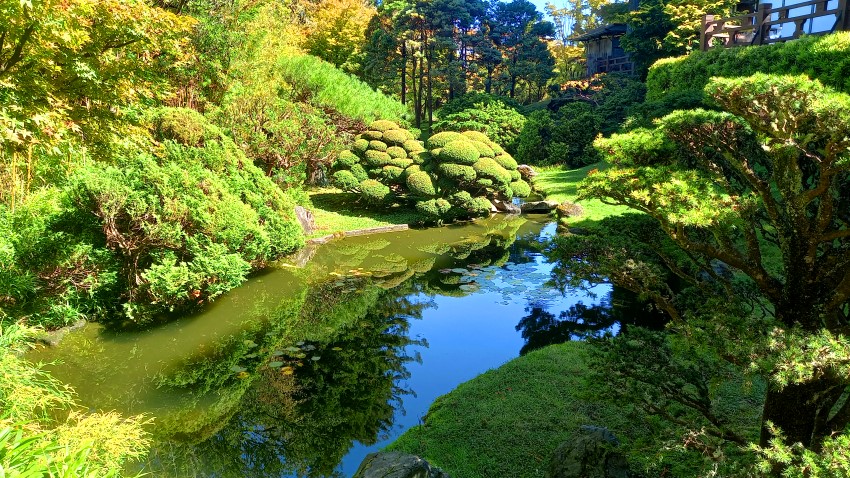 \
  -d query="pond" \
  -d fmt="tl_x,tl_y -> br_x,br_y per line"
28,215 -> 660,477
